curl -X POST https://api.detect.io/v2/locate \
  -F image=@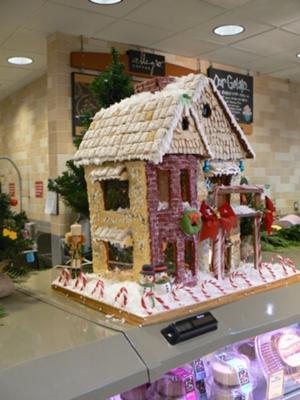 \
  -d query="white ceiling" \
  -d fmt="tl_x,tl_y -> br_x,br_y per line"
0,0 -> 300,100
